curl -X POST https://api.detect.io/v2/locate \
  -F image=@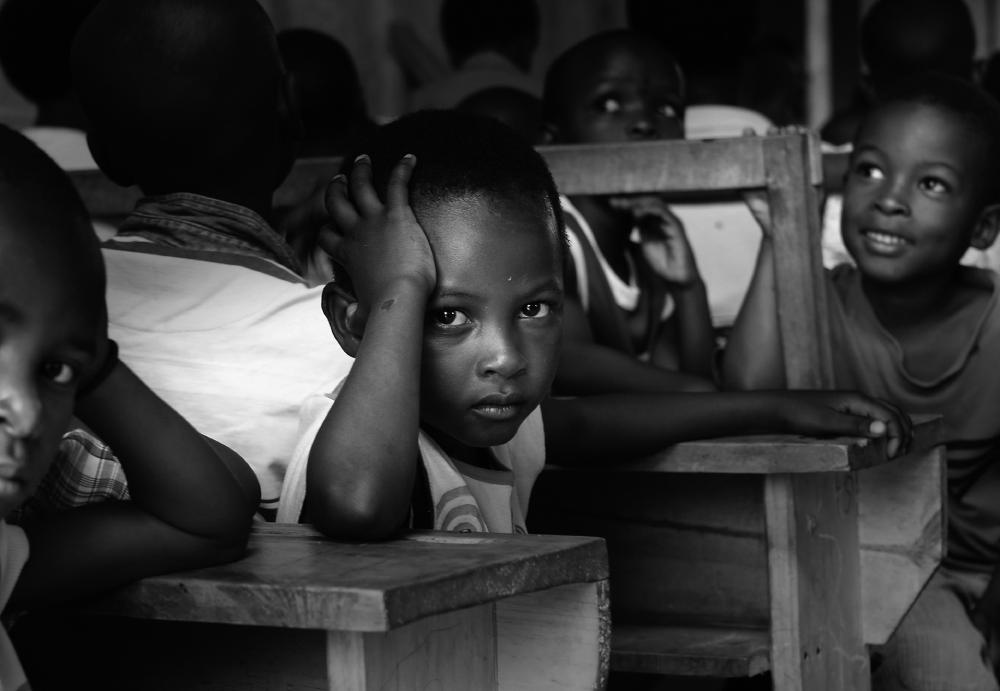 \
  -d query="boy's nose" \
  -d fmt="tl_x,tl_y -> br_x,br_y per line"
874,191 -> 910,216
629,118 -> 657,140
0,374 -> 42,440
479,328 -> 528,379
